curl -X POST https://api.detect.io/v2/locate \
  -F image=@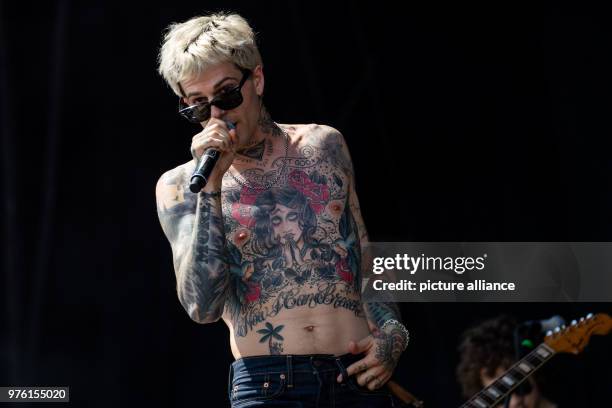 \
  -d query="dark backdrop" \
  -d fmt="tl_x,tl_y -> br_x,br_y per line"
1,1 -> 611,407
